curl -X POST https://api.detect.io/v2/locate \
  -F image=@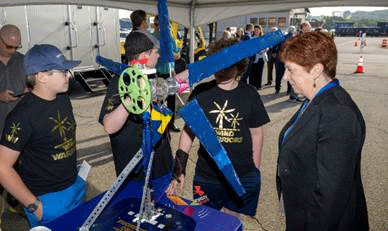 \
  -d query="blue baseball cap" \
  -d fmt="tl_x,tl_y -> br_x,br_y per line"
24,44 -> 81,75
